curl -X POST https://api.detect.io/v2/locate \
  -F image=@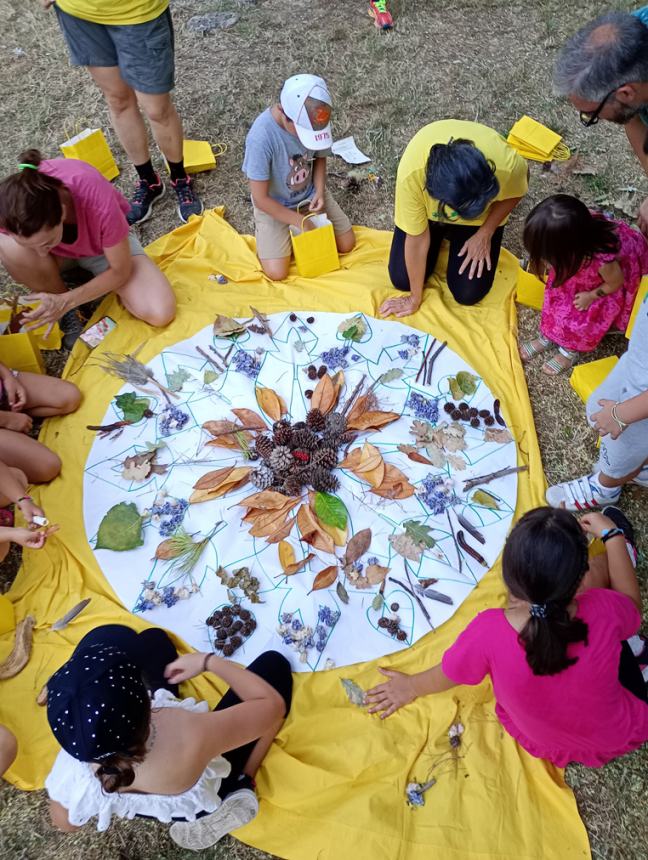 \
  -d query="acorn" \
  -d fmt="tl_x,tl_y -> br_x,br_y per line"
222,643 -> 234,657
